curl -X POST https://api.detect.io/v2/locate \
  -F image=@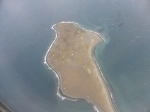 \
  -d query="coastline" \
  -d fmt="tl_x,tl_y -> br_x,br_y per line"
44,21 -> 116,112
